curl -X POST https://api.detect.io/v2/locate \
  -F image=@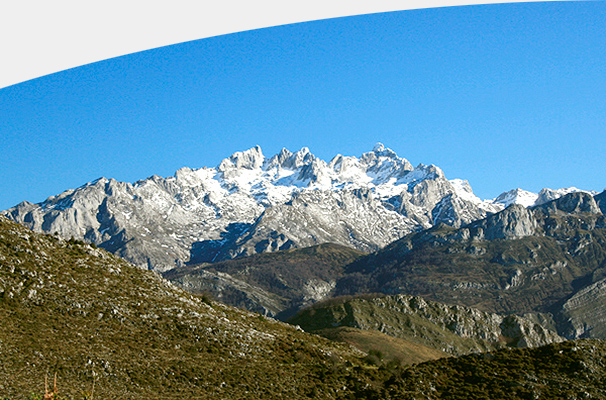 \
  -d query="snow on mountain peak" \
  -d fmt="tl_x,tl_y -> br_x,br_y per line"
403,164 -> 444,183
534,187 -> 597,206
372,143 -> 399,160
373,142 -> 385,152
218,145 -> 265,173
7,142 -> 595,272
265,148 -> 294,169
493,188 -> 539,208
289,147 -> 315,169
